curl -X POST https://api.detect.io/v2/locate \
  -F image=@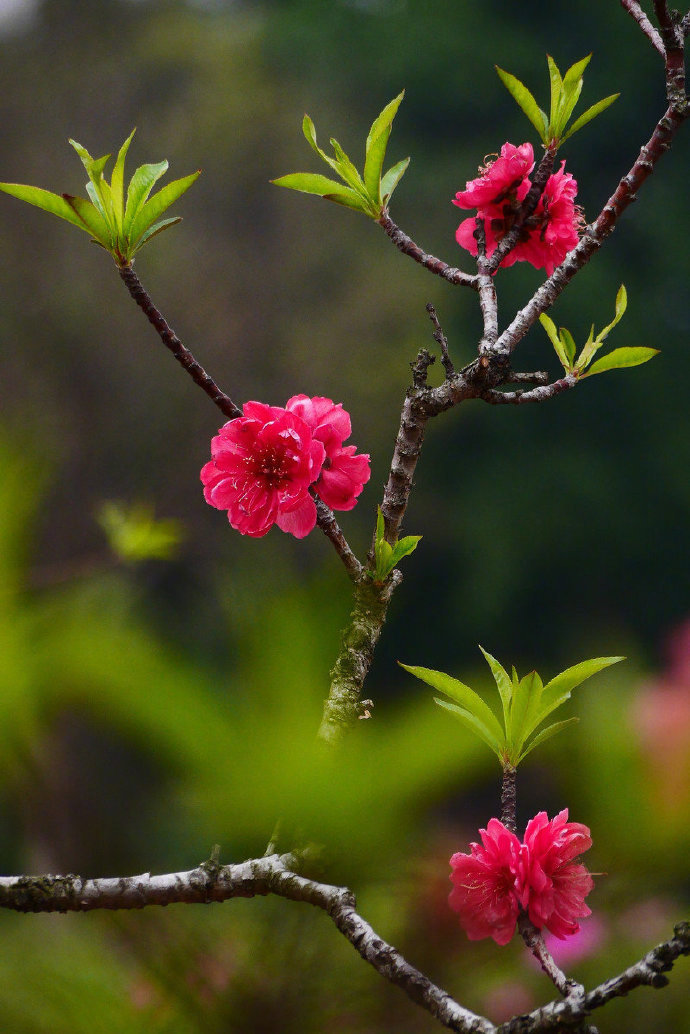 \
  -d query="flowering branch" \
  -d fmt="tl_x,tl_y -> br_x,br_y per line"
496,20 -> 689,357
118,264 -> 242,419
377,212 -> 479,289
620,0 -> 666,56
484,147 -> 557,276
0,857 -> 686,1034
